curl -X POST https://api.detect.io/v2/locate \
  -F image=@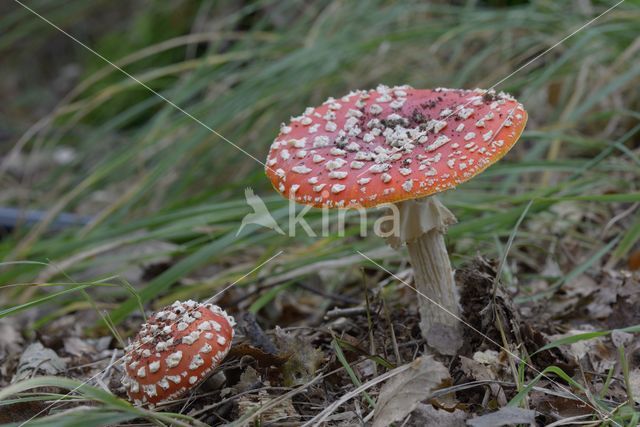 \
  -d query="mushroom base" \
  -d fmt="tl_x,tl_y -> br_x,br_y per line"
389,197 -> 463,355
